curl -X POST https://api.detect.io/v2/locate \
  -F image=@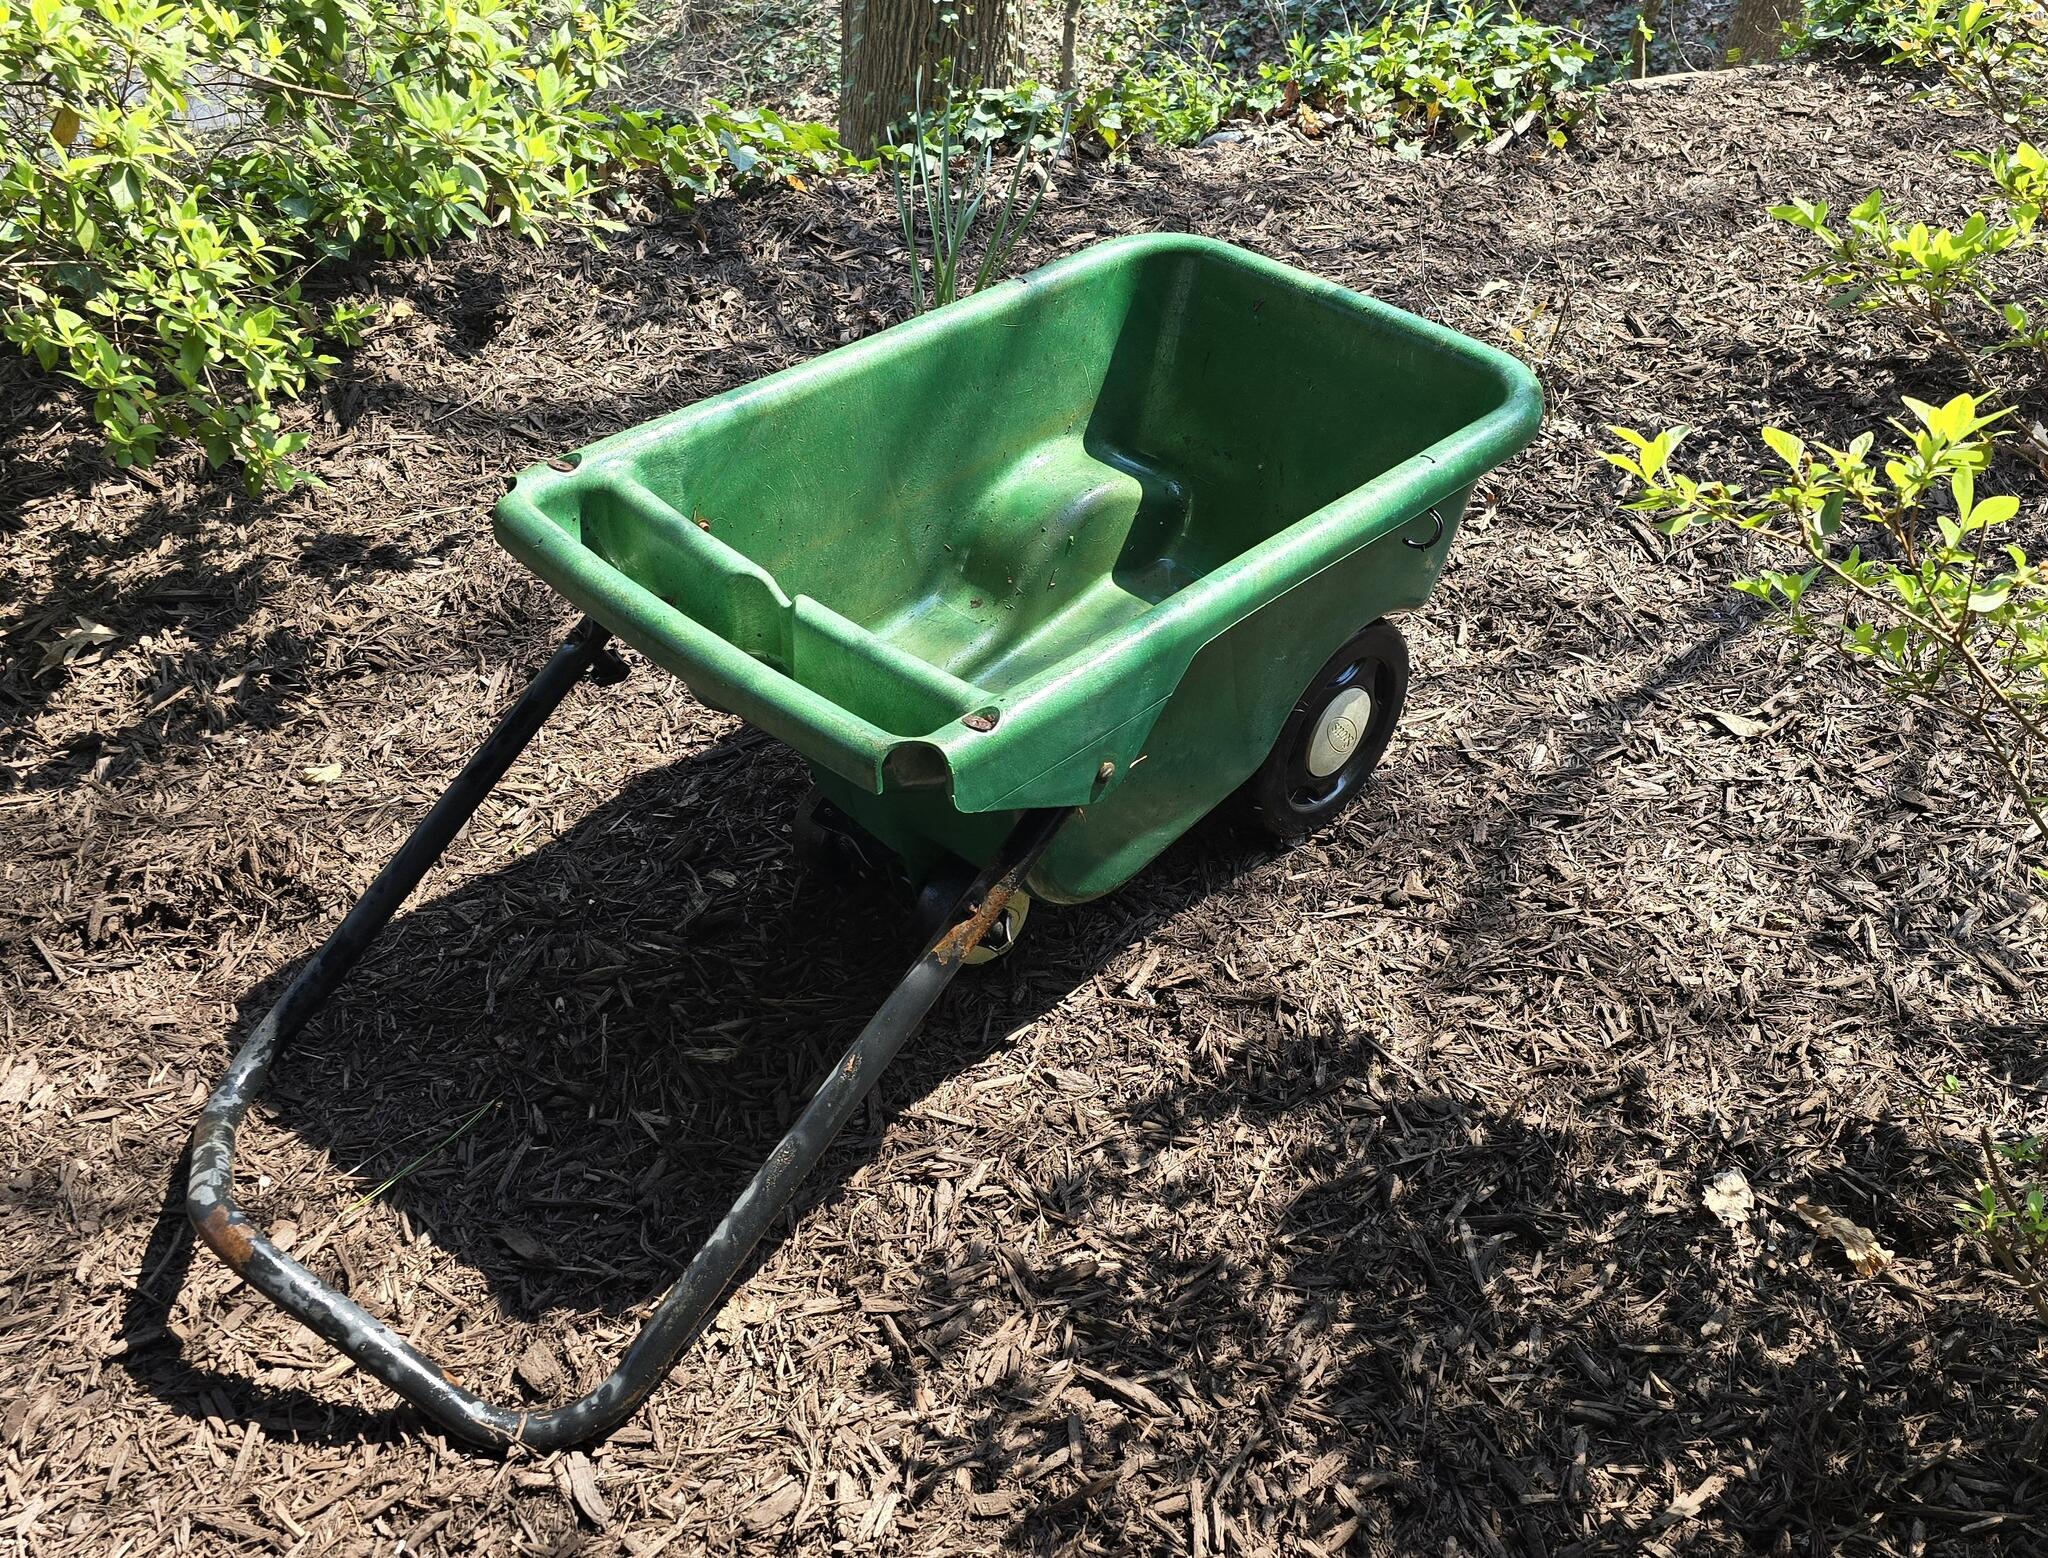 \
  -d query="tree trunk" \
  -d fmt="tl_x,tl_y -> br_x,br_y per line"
1723,0 -> 1798,62
839,0 -> 1012,156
